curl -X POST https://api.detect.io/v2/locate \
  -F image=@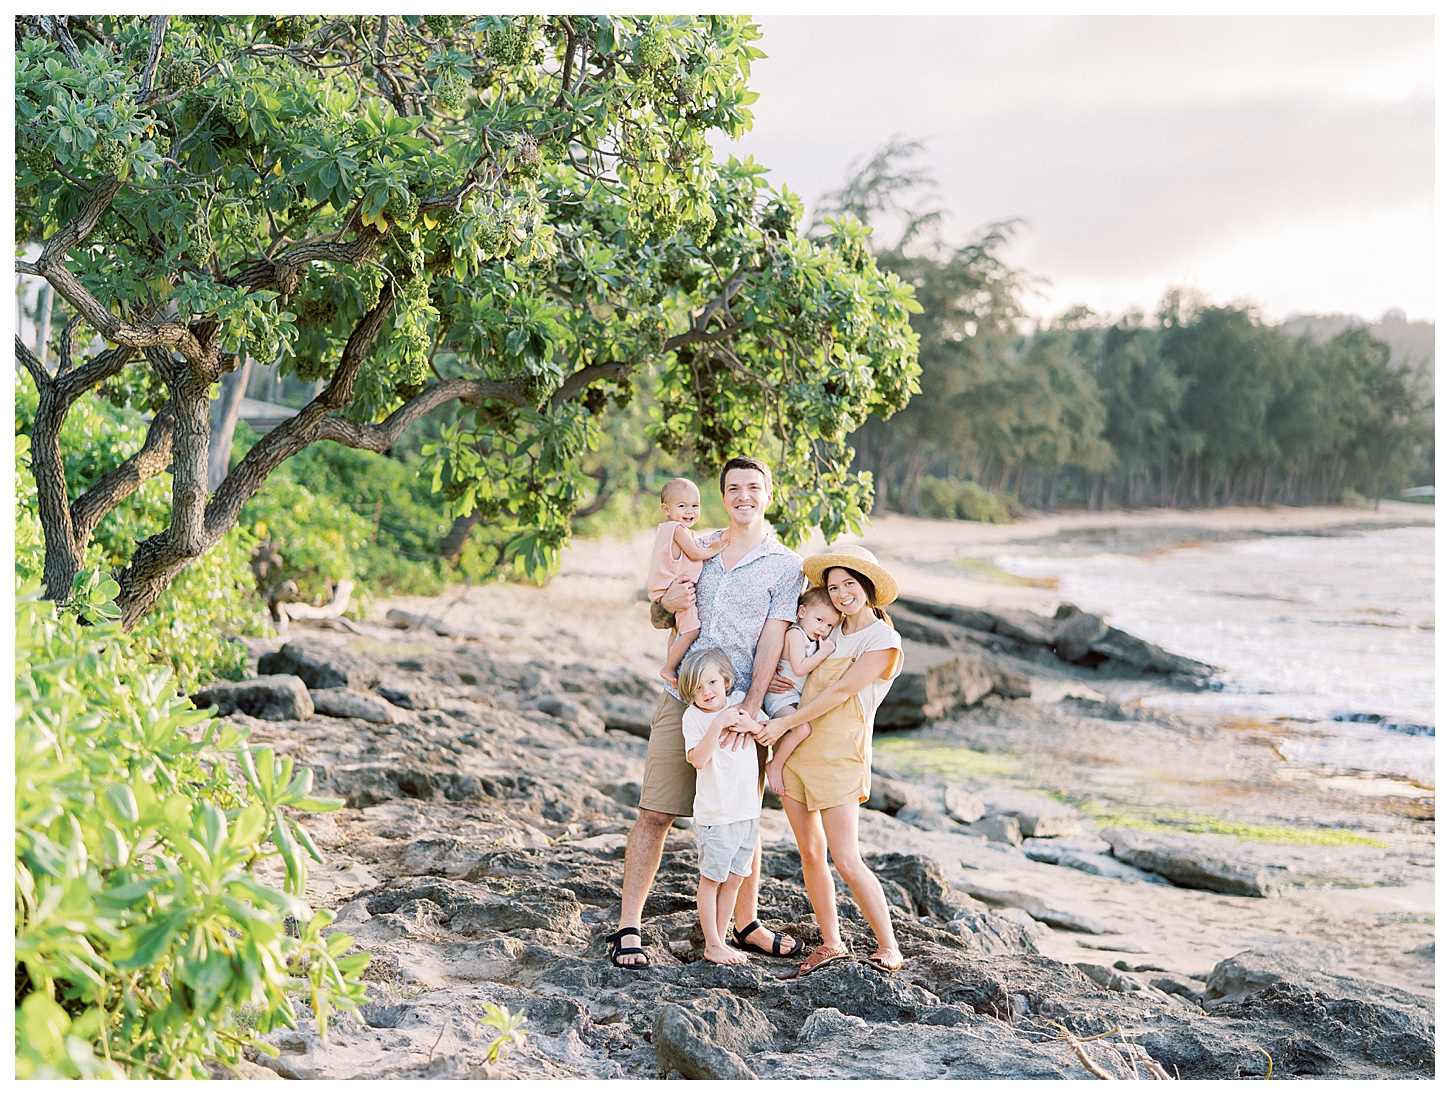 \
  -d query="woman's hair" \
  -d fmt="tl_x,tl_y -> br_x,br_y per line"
825,567 -> 893,627
798,585 -> 838,615
676,647 -> 735,706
